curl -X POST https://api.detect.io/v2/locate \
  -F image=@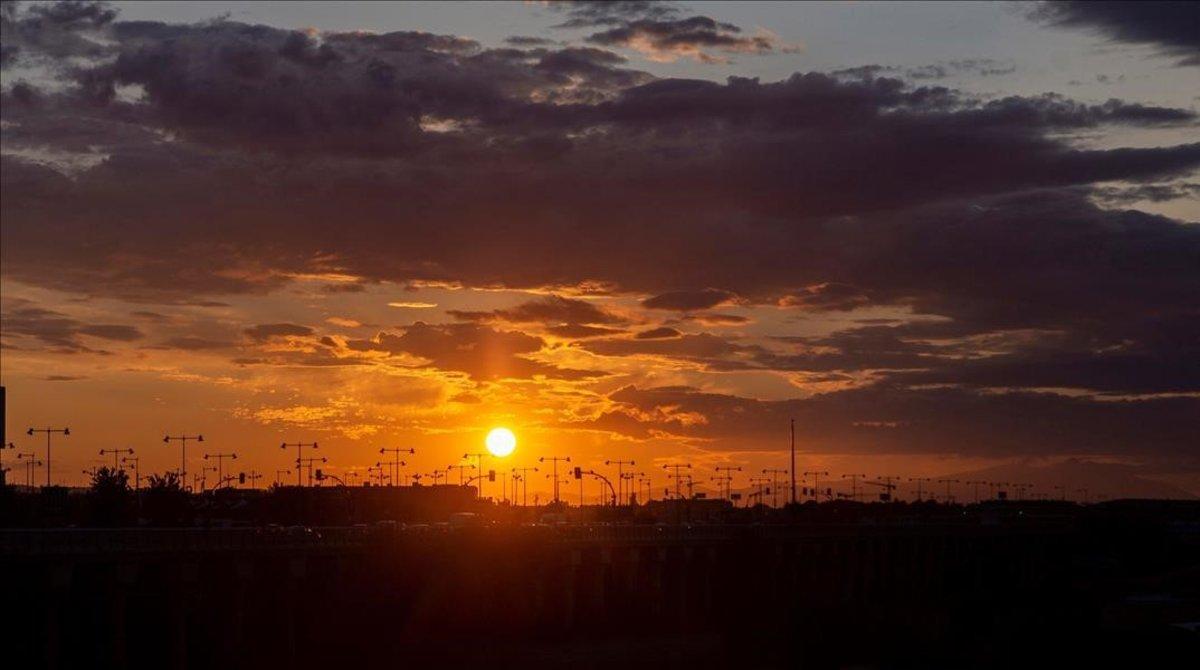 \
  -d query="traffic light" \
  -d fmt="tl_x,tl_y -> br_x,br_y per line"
239,472 -> 245,484
315,469 -> 324,480
488,469 -> 495,482
573,467 -> 582,479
